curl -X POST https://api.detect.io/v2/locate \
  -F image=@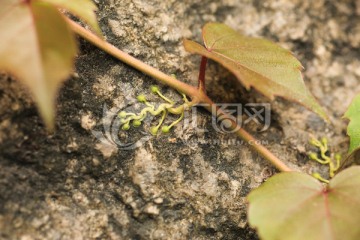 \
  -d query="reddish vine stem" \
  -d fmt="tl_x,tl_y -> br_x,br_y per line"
67,18 -> 293,172
198,56 -> 208,92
